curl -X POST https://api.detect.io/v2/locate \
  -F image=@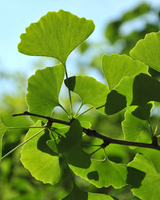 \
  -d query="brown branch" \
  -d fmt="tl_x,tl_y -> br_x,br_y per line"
83,128 -> 160,151
12,111 -> 160,151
